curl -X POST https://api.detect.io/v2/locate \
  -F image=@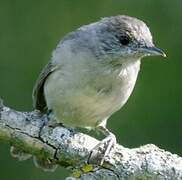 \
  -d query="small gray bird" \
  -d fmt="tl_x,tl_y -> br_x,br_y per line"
33,15 -> 166,164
